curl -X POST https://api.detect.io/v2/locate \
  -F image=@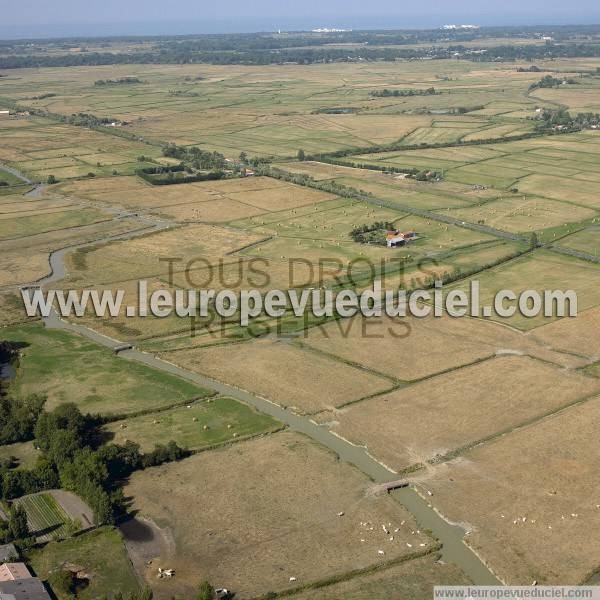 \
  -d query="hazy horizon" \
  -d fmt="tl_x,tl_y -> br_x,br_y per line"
3,0 -> 600,41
